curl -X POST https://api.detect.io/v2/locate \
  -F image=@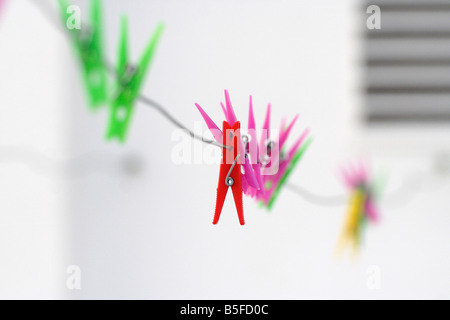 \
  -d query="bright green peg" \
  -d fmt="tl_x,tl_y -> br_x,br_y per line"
58,0 -> 108,109
106,16 -> 164,142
